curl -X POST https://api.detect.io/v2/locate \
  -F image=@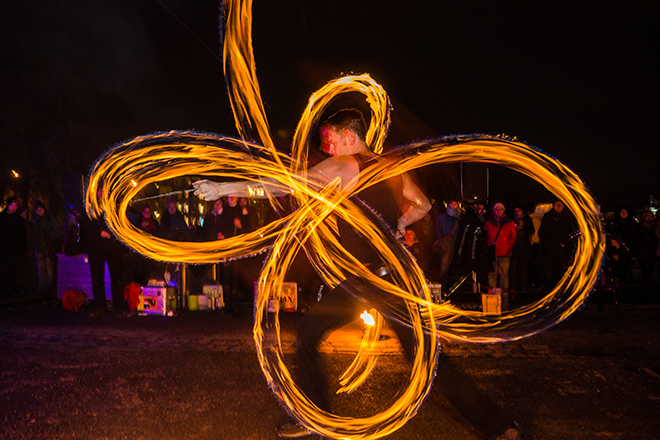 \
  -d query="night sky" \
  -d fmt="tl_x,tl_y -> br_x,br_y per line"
1,0 -> 658,213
